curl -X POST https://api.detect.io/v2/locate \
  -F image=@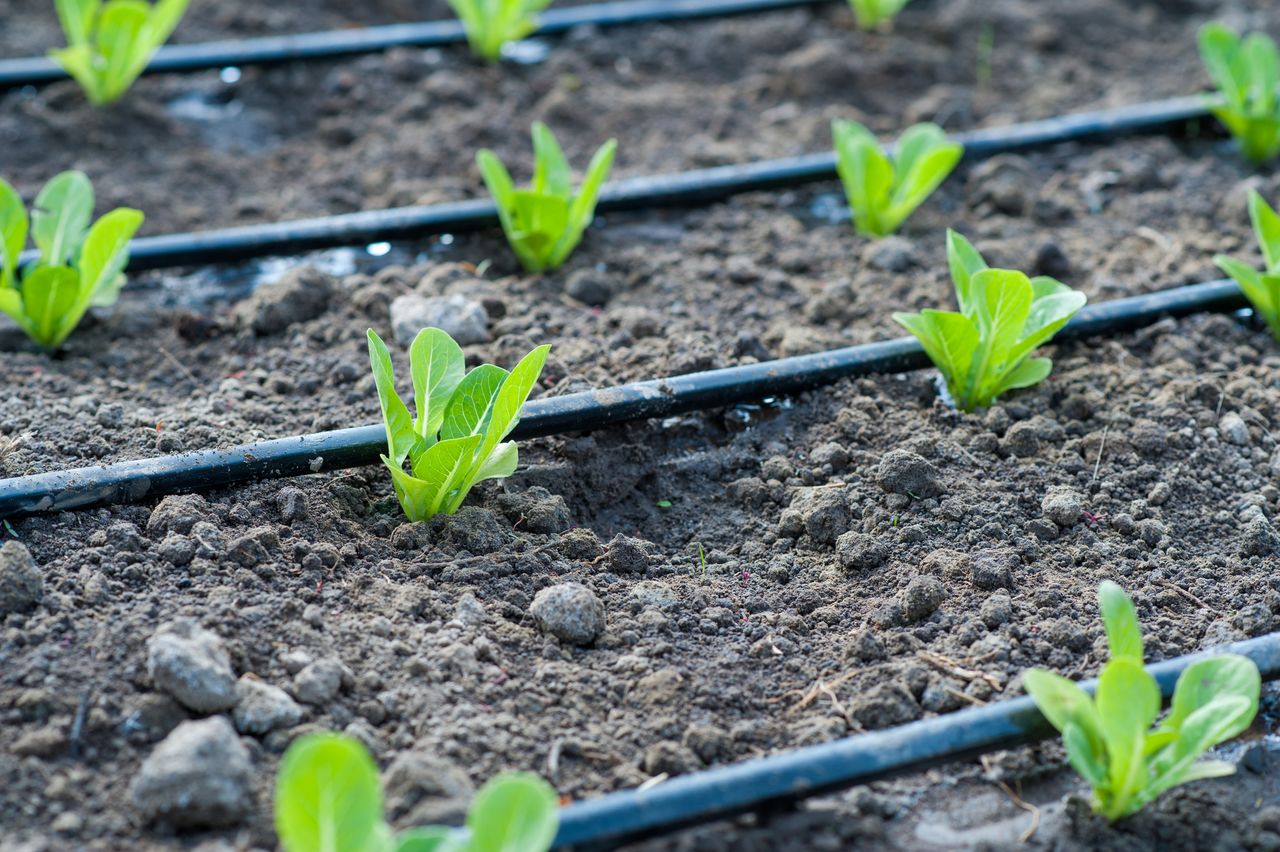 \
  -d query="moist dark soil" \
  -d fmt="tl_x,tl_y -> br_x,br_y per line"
0,0 -> 1266,237
2,0 -> 1280,850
